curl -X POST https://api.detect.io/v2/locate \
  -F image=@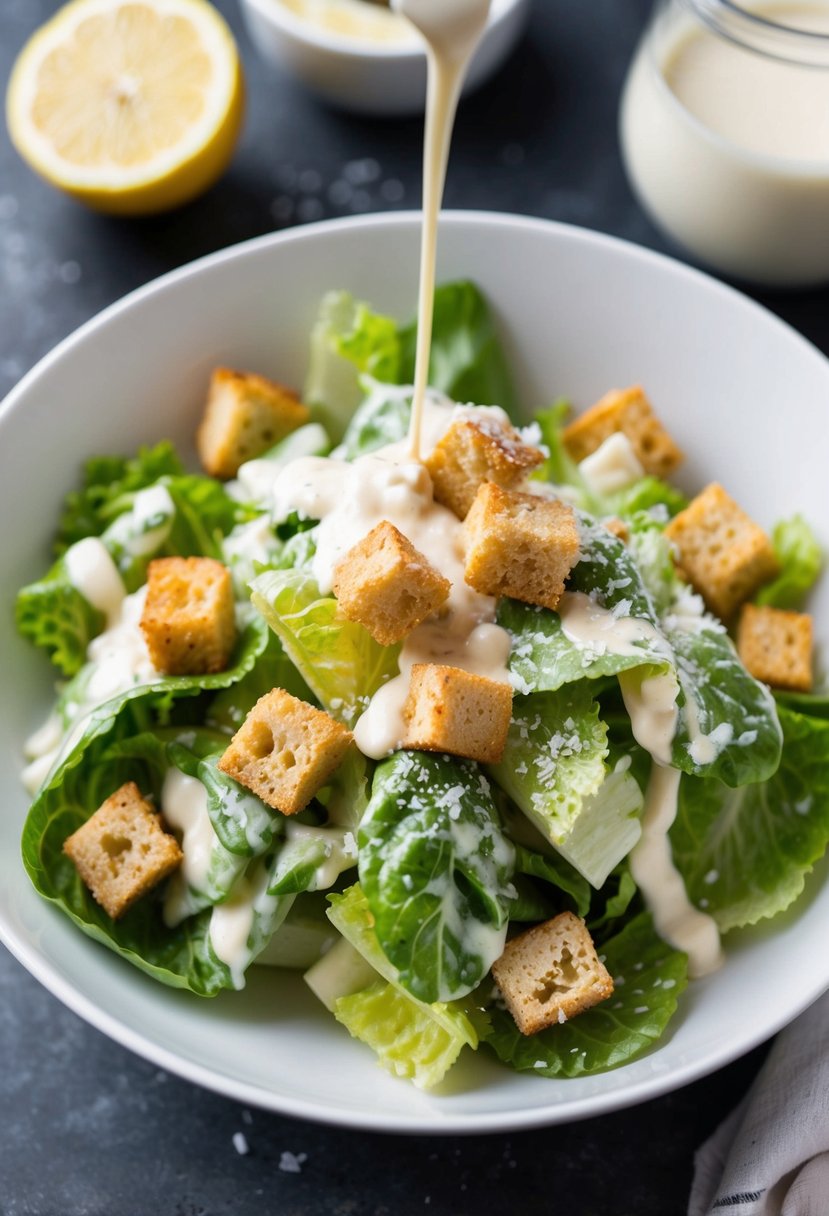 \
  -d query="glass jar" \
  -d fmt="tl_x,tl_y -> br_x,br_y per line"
620,0 -> 829,286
